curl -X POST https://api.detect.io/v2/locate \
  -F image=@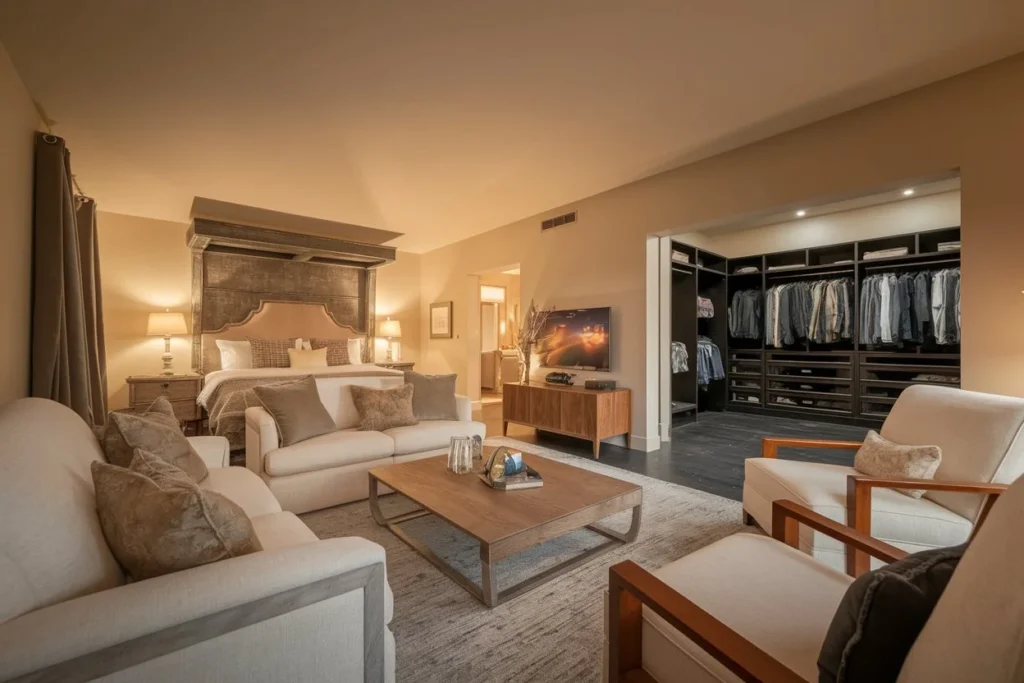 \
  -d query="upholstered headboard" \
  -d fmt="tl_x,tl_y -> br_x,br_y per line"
187,218 -> 396,374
